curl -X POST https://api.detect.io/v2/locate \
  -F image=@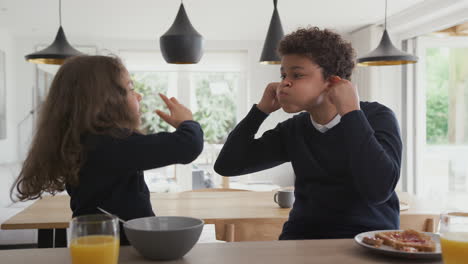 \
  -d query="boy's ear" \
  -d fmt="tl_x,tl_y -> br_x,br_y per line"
324,76 -> 334,87
325,75 -> 340,88
329,75 -> 342,84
